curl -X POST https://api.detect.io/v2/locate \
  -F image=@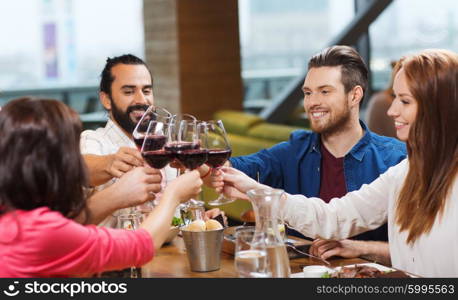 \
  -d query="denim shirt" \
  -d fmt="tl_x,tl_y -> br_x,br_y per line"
230,121 -> 407,241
